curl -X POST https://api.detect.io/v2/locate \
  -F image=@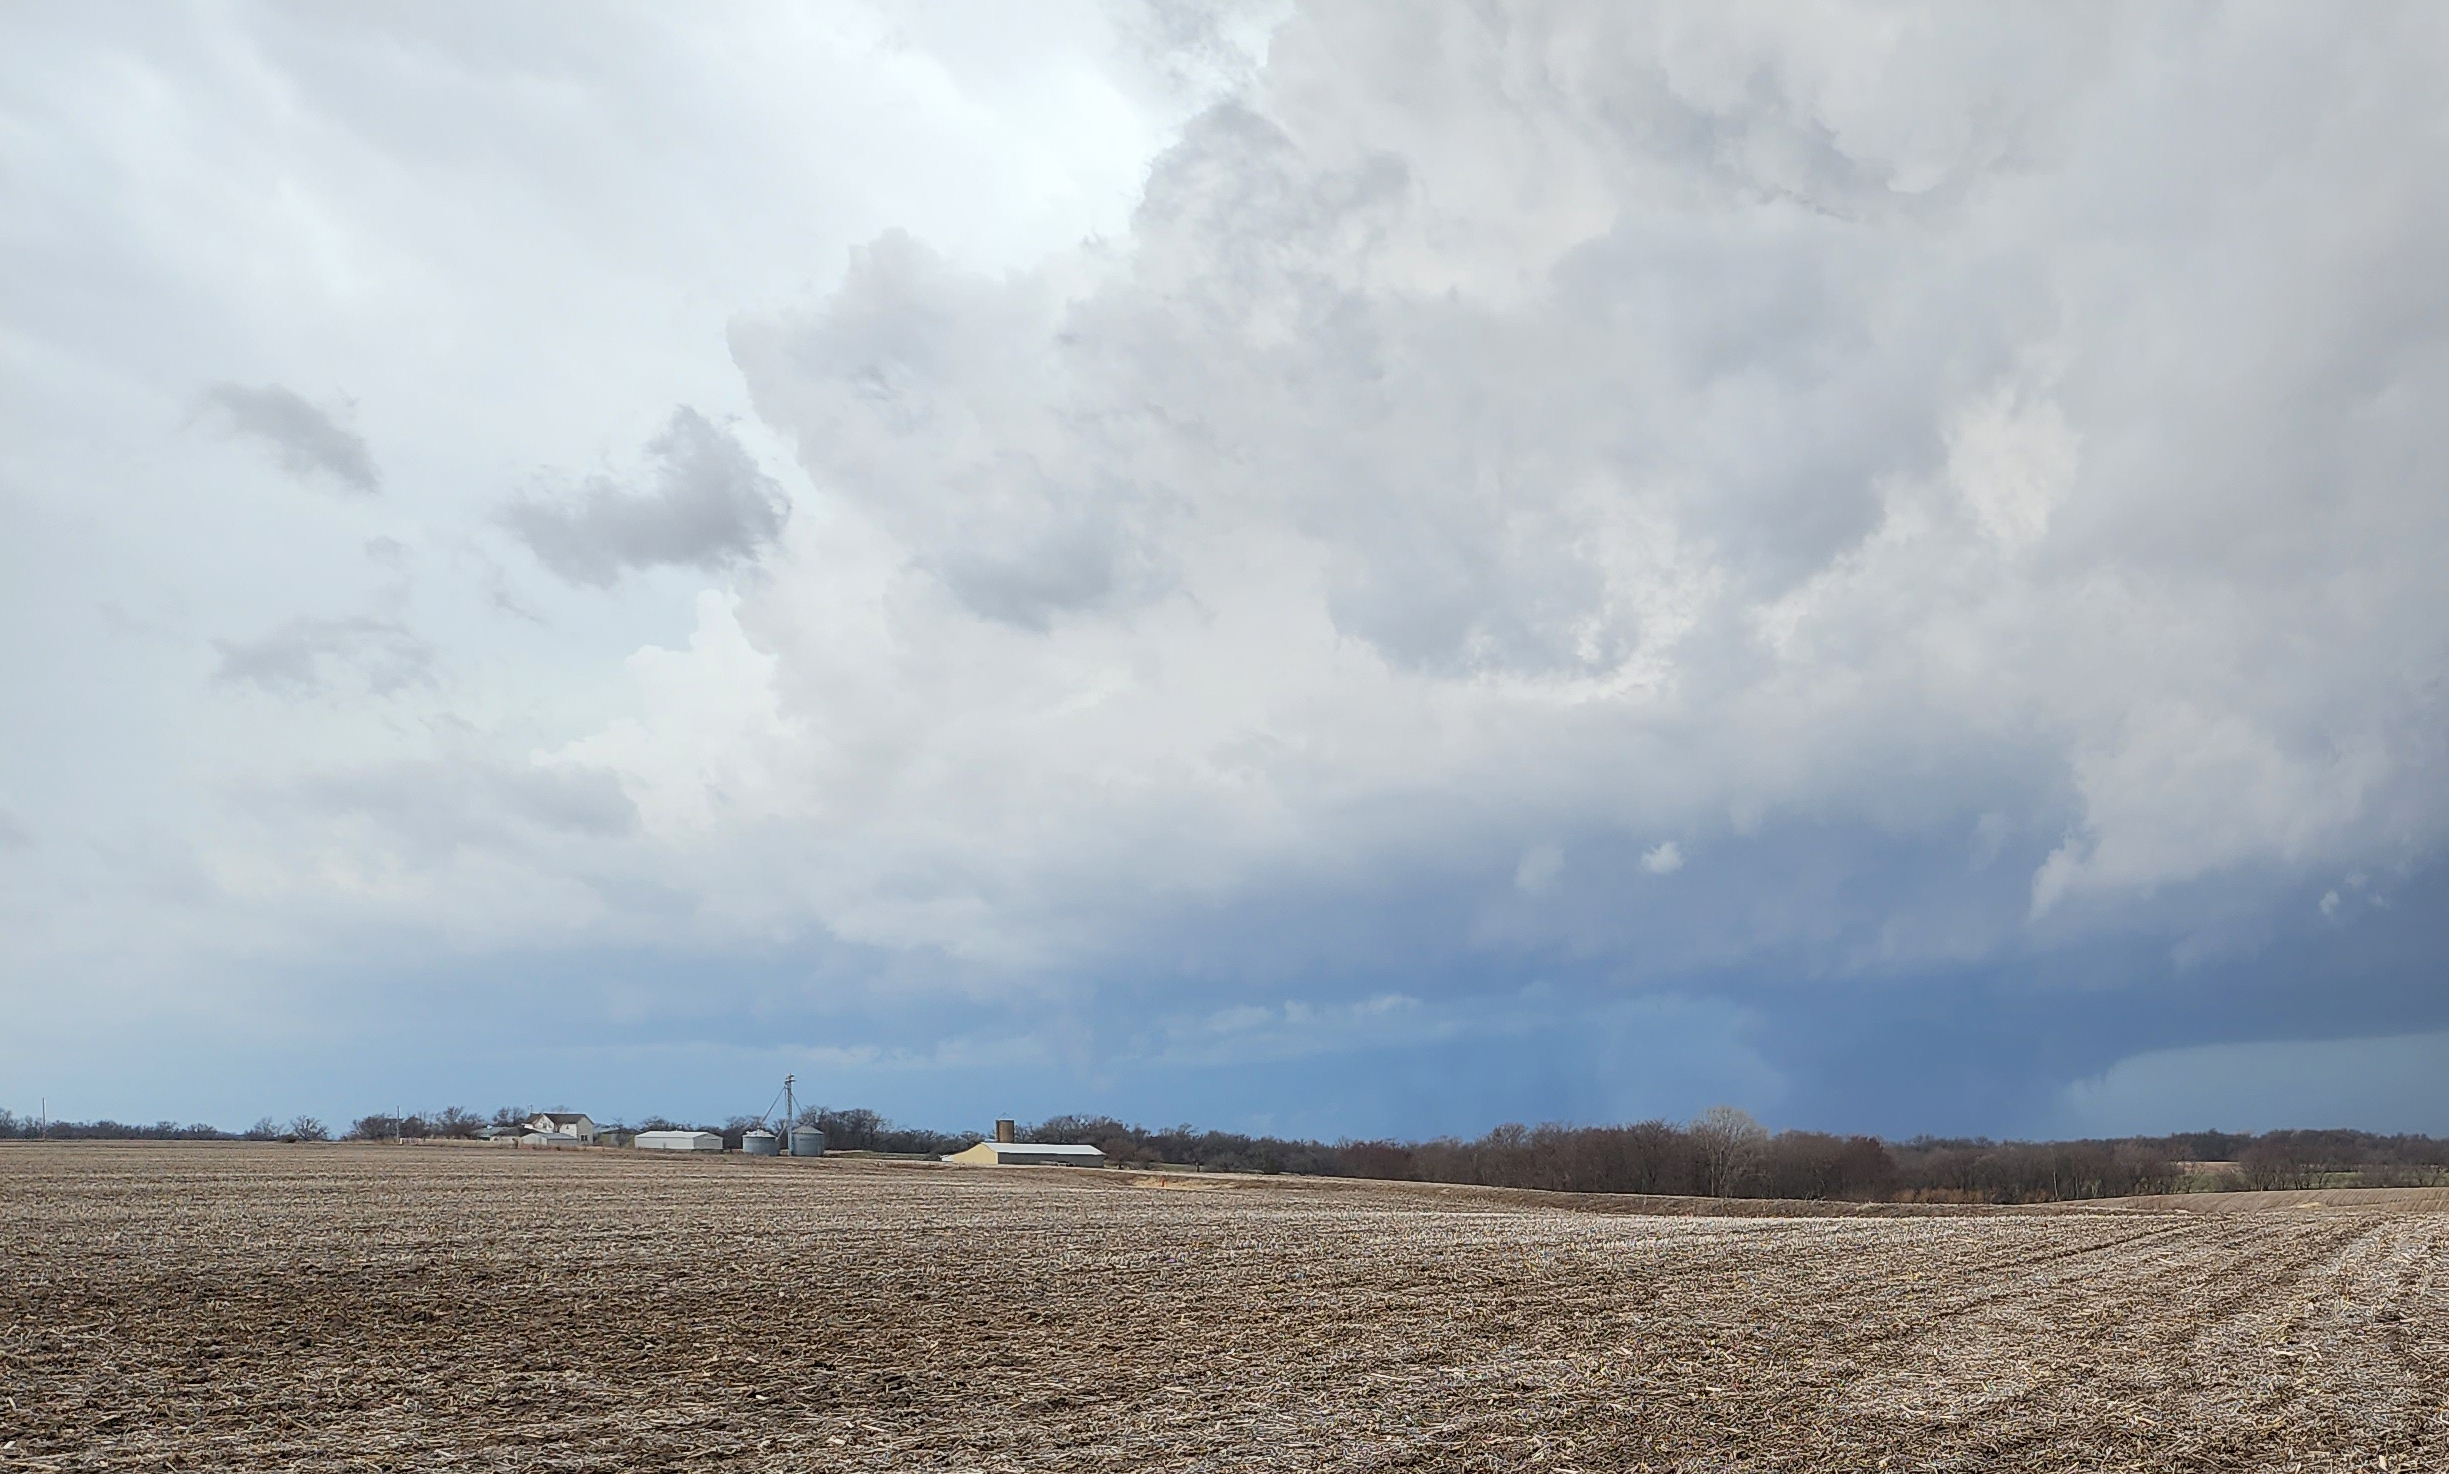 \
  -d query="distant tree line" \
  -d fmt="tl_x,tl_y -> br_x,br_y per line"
1332,1108 -> 1903,1200
10,1103 -> 2447,1202
0,1110 -> 331,1142
1022,1115 -> 1348,1175
1020,1109 -> 2449,1203
343,1107 -> 489,1141
1883,1136 -> 2174,1202
1016,1107 -> 1899,1197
